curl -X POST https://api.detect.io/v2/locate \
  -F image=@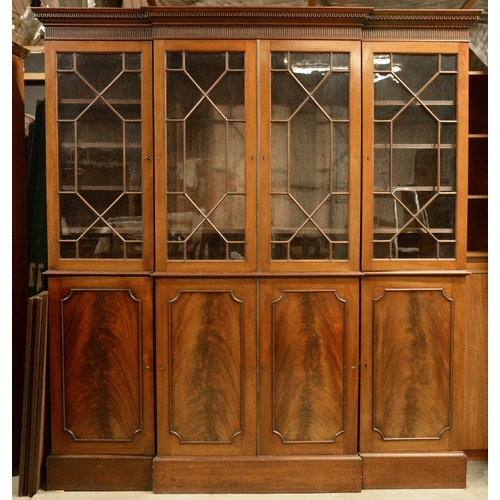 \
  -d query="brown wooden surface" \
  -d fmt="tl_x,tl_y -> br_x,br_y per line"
35,6 -> 484,494
46,454 -> 153,491
259,278 -> 359,456
373,288 -> 453,440
462,272 -> 488,450
18,292 -> 49,497
361,452 -> 467,489
153,456 -> 362,493
12,42 -> 30,473
360,276 -> 466,454
48,276 -> 155,455
156,278 -> 257,456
